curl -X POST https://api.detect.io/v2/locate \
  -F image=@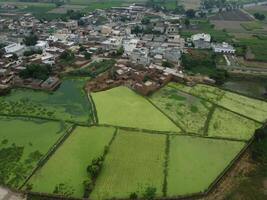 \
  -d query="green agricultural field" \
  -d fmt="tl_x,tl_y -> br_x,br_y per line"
91,86 -> 180,132
219,92 -> 267,123
27,126 -> 115,198
150,86 -> 213,134
208,107 -> 261,140
167,135 -> 245,196
168,83 -> 225,103
90,130 -> 166,199
0,117 -> 70,188
0,78 -> 92,124
168,82 -> 267,123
